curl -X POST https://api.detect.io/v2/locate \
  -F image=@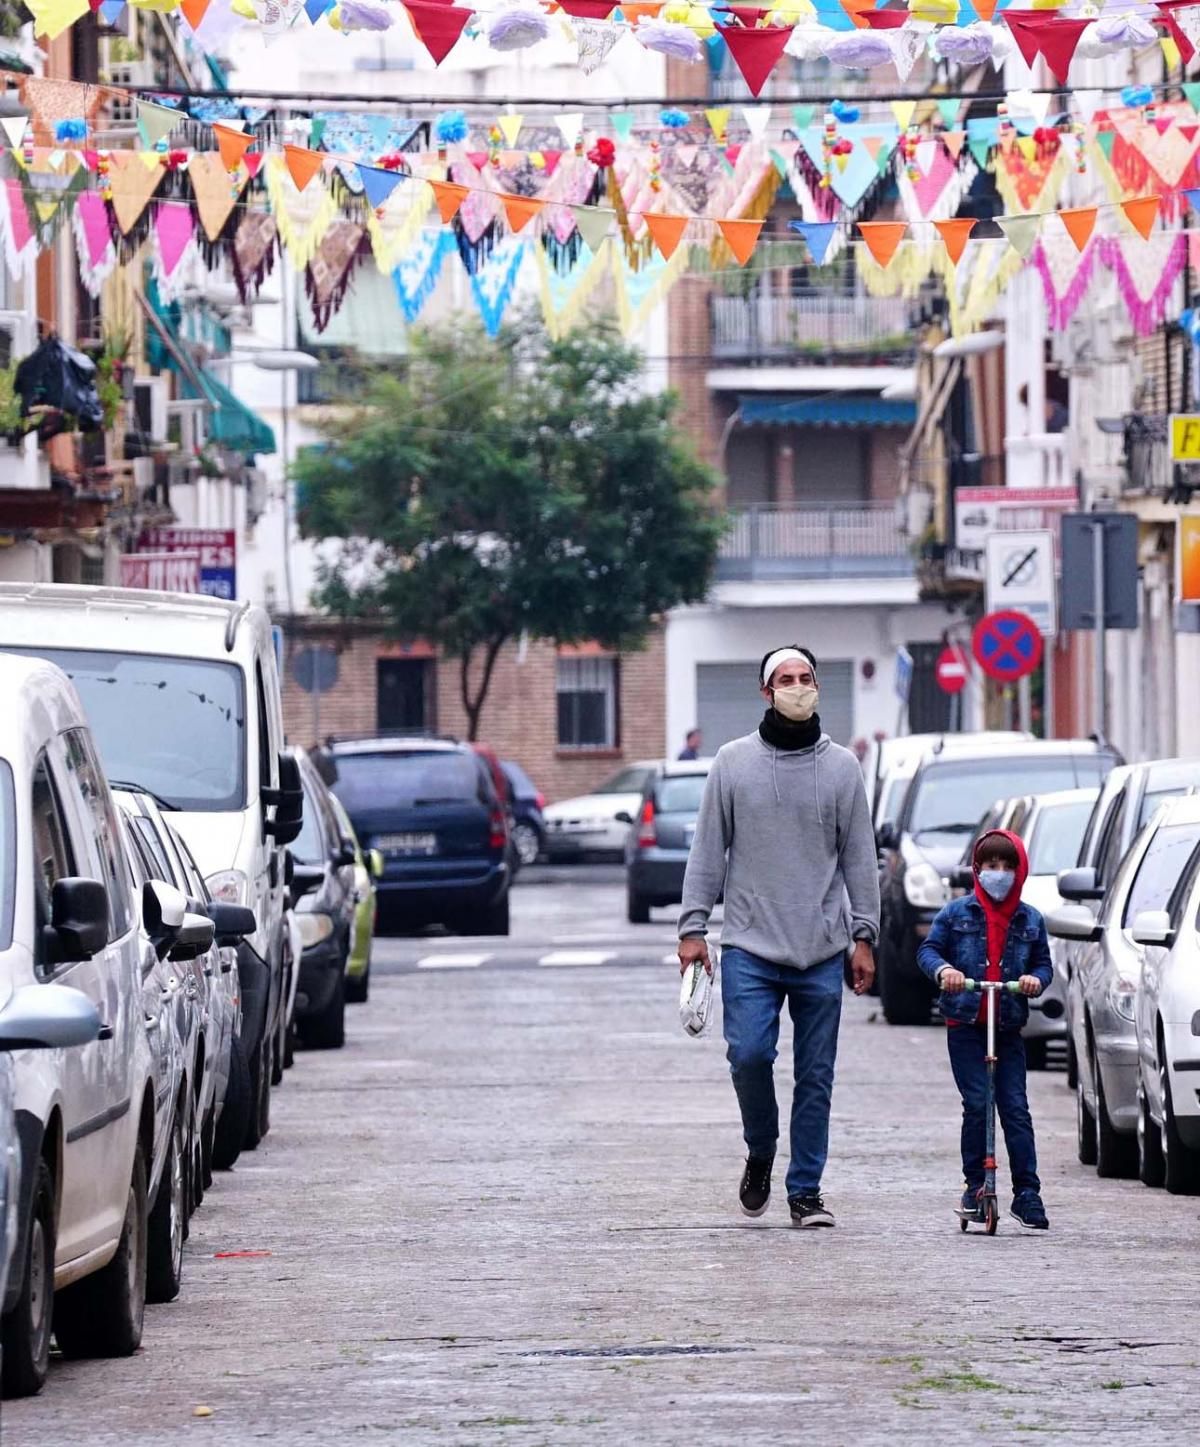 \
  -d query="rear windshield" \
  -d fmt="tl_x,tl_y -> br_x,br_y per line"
656,774 -> 708,813
332,752 -> 483,813
594,766 -> 654,795
1027,800 -> 1095,876
907,756 -> 1110,841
